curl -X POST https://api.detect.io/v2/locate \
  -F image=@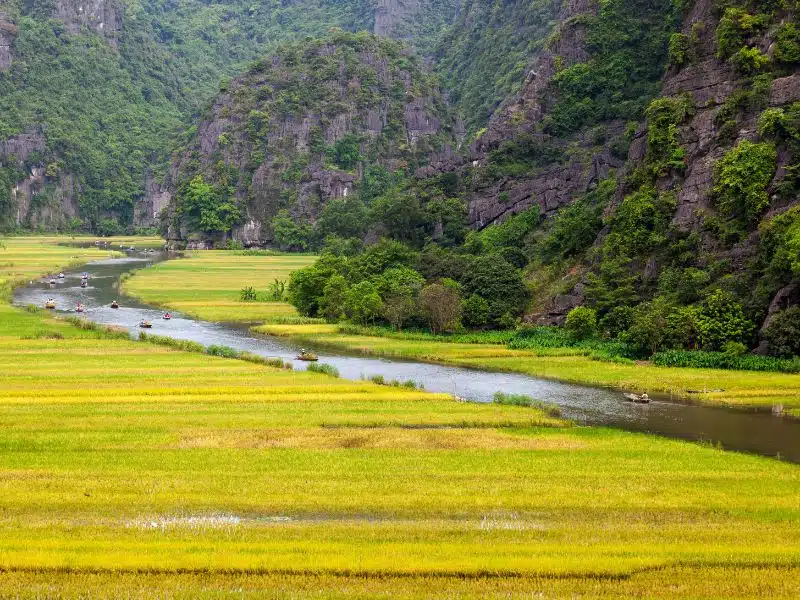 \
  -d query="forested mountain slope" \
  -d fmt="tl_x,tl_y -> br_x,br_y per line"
164,31 -> 458,247
0,0 -> 457,232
